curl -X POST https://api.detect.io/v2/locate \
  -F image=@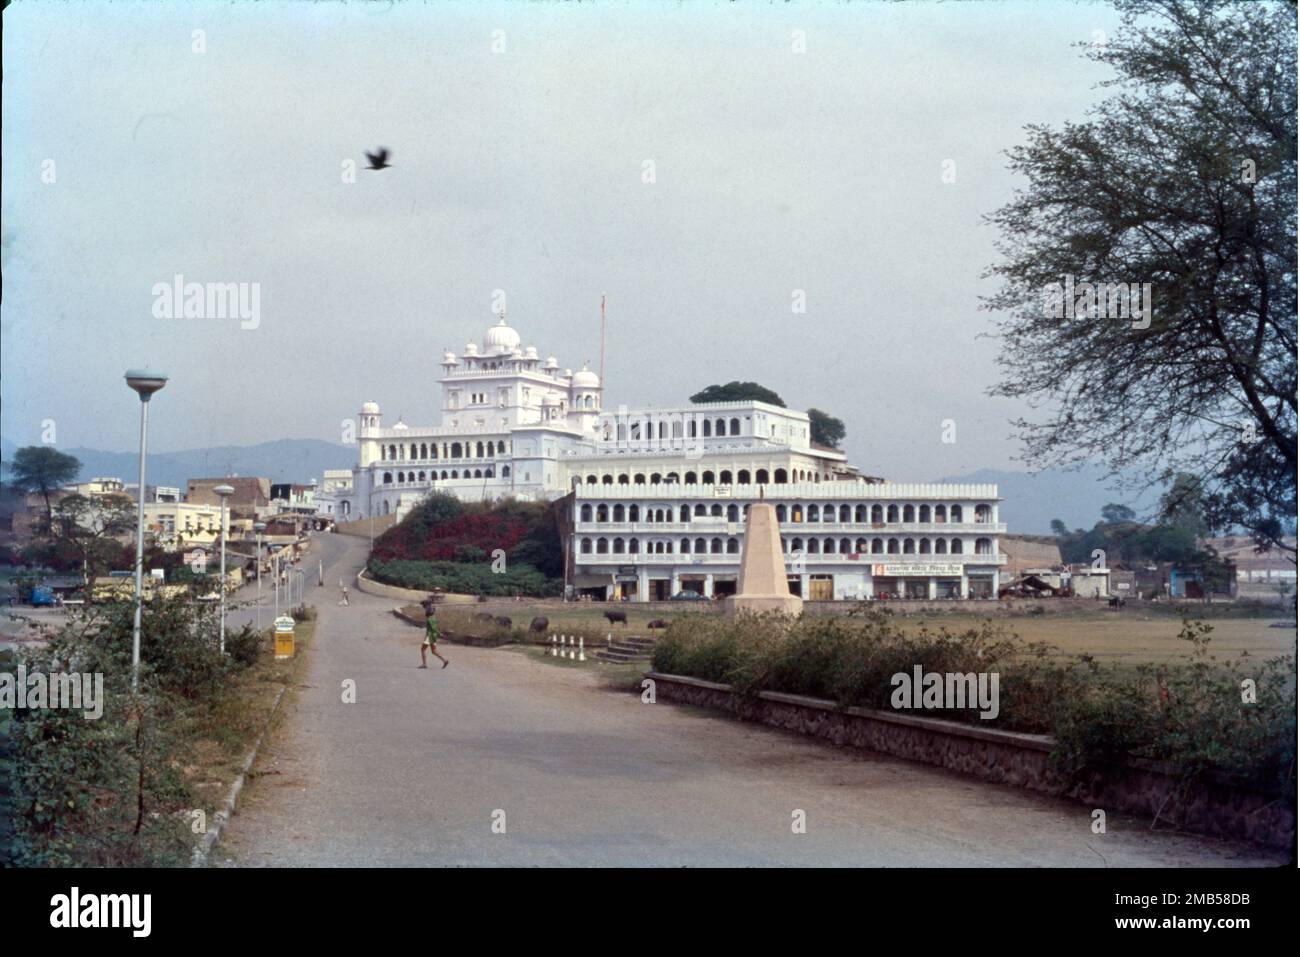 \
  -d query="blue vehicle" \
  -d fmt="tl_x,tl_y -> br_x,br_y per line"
30,585 -> 58,607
